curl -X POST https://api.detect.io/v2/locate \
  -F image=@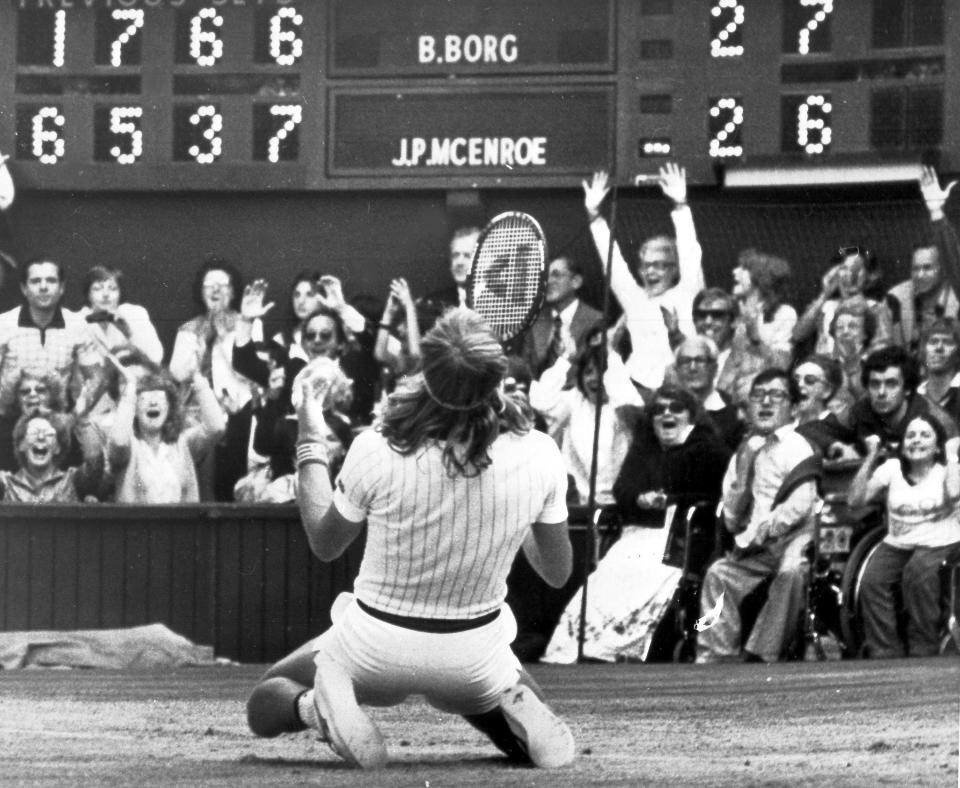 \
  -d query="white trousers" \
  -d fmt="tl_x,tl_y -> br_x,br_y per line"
311,593 -> 522,716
